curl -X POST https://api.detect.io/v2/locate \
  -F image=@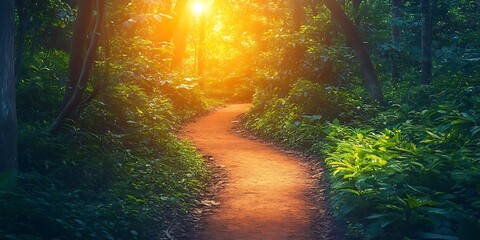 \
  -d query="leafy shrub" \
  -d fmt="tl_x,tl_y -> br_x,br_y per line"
3,98 -> 208,239
326,122 -> 480,239
244,74 -> 480,239
2,42 -> 209,239
16,50 -> 68,121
